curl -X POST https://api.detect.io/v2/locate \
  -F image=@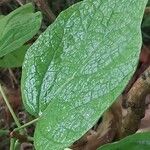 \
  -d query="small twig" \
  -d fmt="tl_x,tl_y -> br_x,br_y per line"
14,118 -> 39,132
8,69 -> 18,87
35,0 -> 56,22
119,66 -> 150,138
15,0 -> 23,6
